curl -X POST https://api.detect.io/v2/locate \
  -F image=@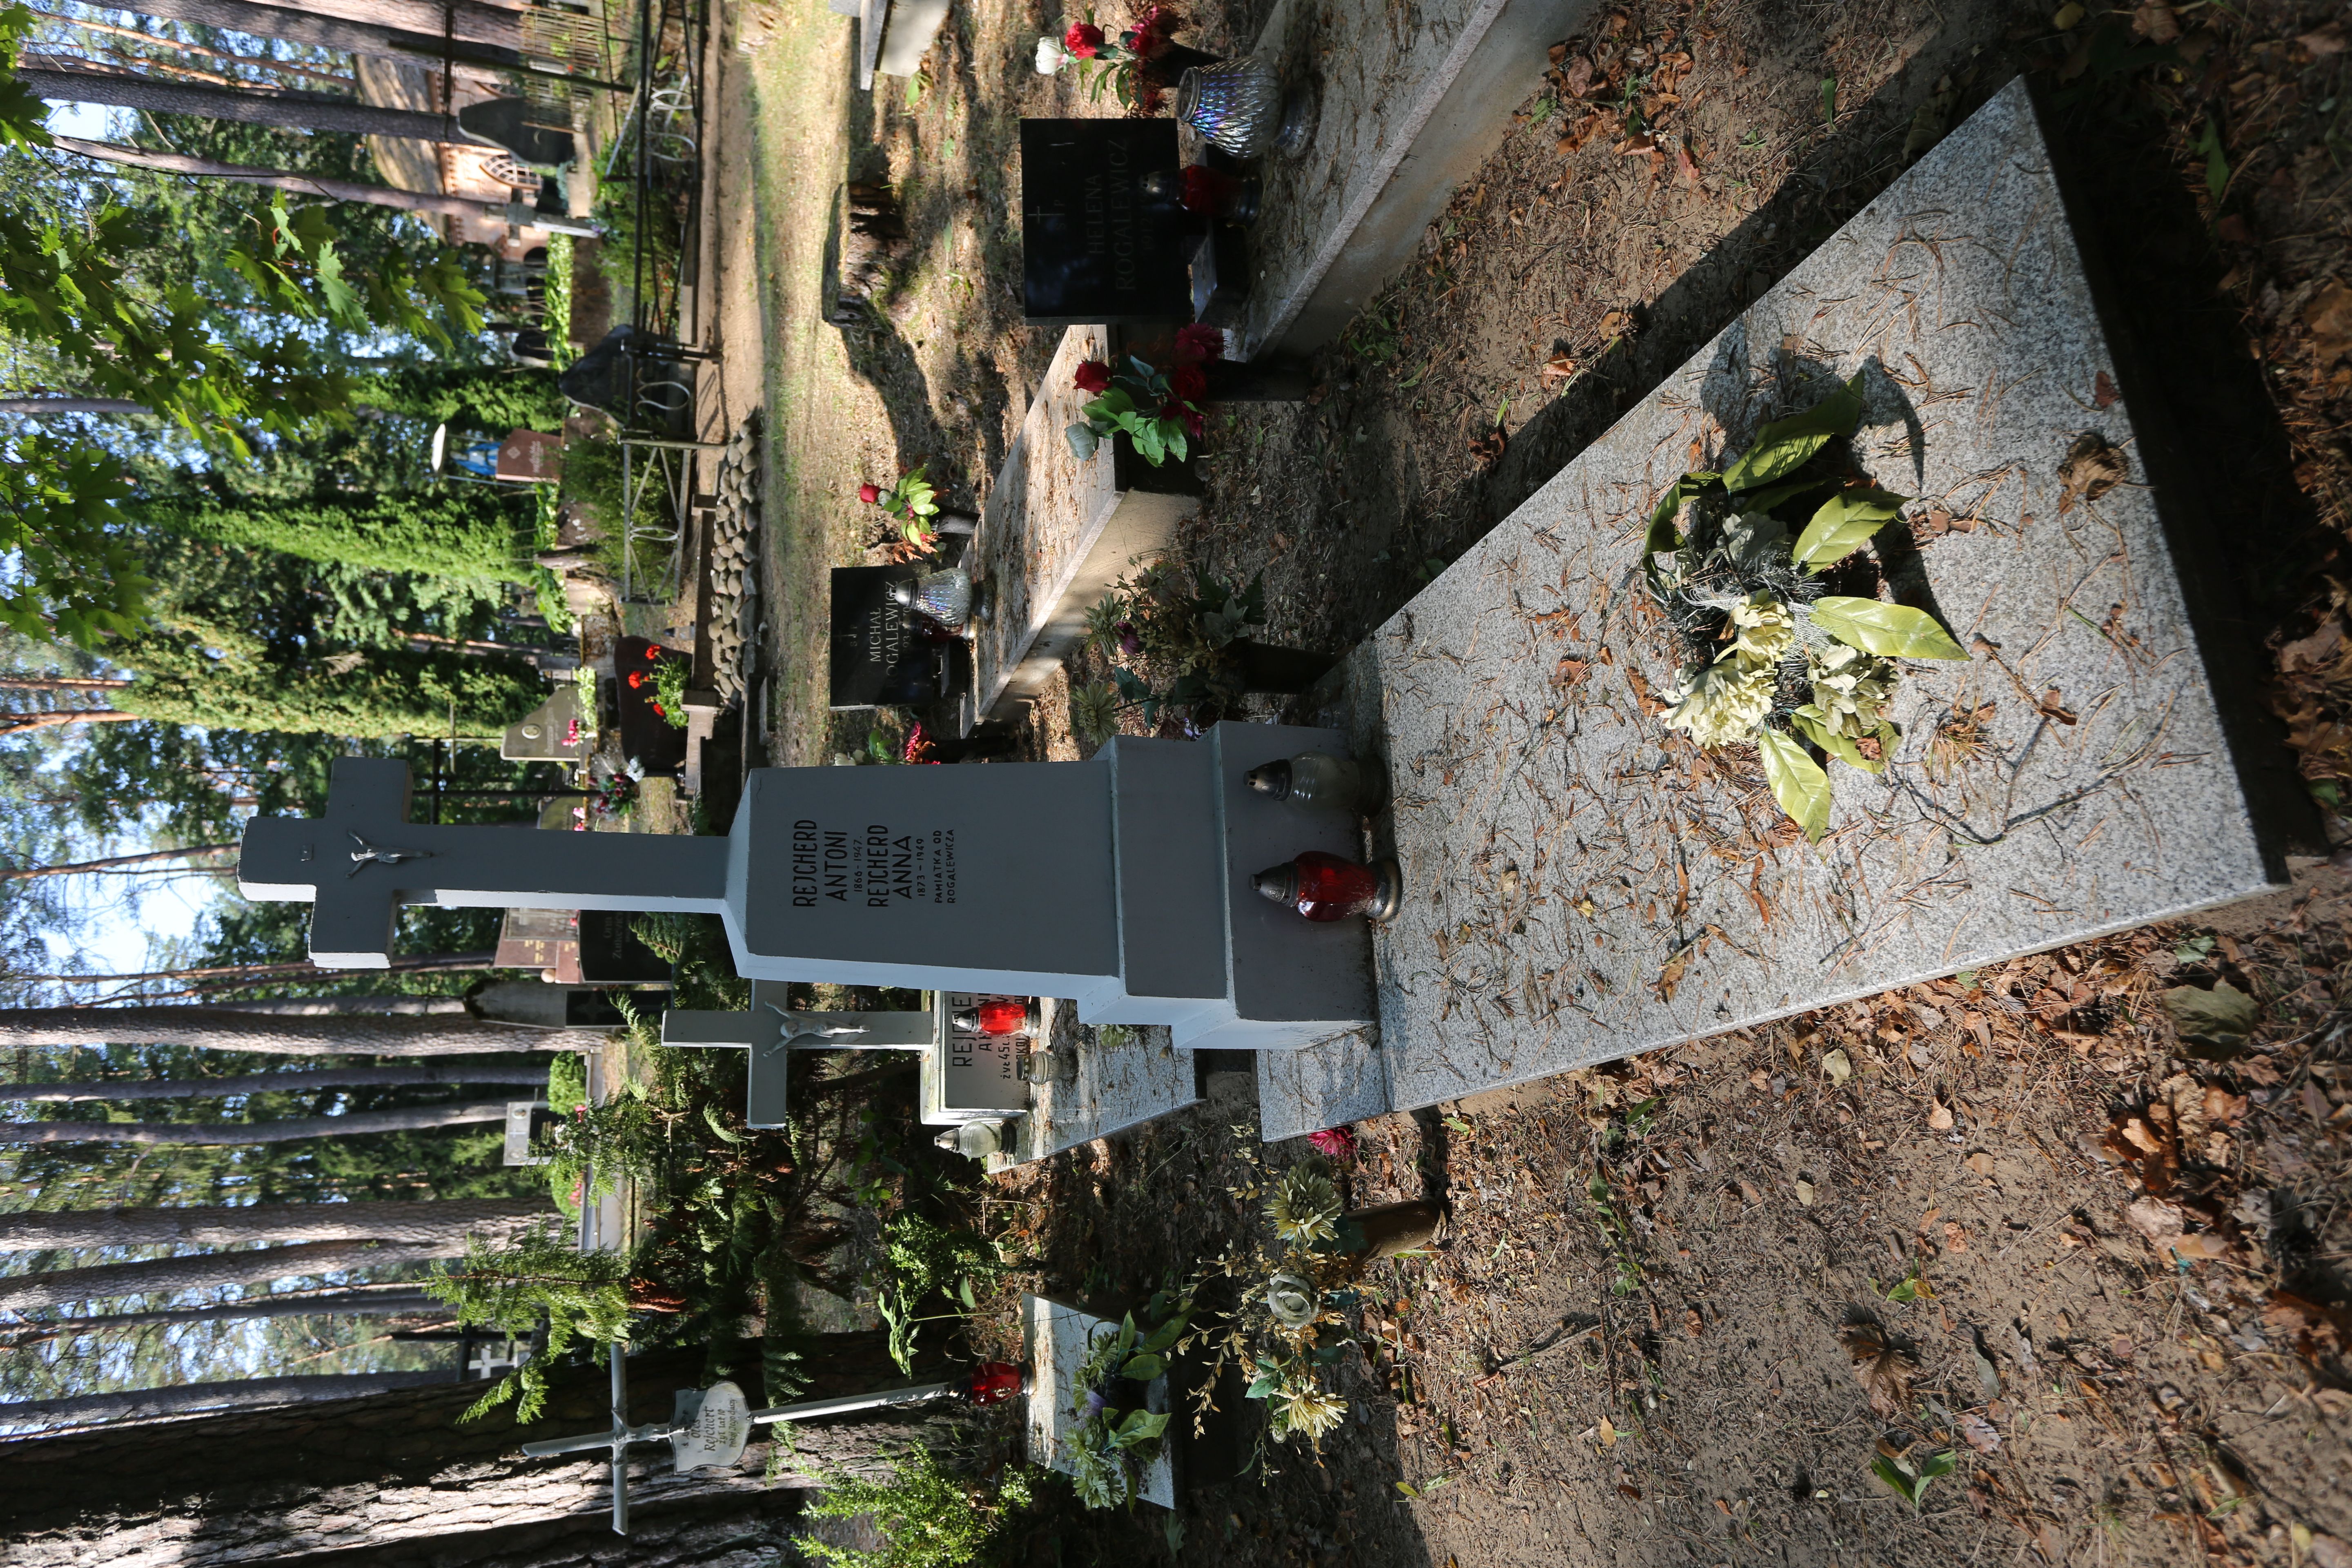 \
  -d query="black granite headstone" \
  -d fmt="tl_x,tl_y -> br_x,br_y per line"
829,567 -> 954,709
613,636 -> 688,776
1020,119 -> 1191,327
574,911 -> 673,984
